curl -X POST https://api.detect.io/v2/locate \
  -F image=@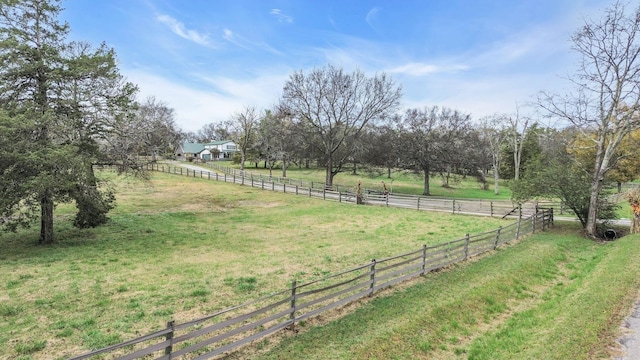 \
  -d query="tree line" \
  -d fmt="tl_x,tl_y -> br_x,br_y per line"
1,0 -> 639,242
